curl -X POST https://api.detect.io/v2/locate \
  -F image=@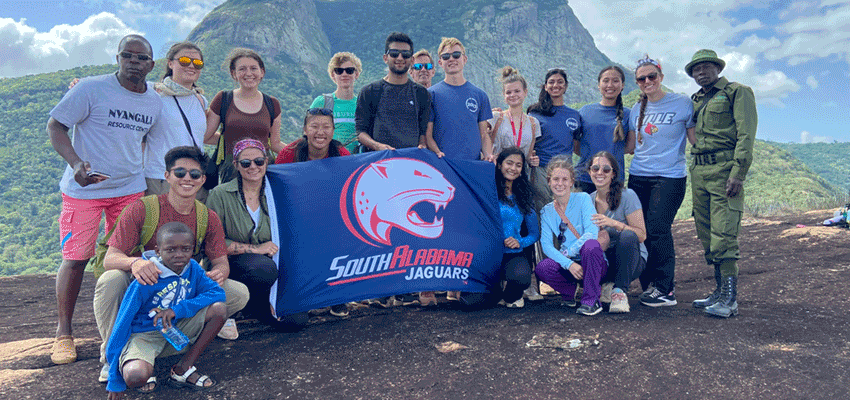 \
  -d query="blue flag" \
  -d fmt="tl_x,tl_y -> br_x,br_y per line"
266,148 -> 503,316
